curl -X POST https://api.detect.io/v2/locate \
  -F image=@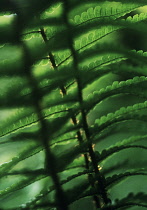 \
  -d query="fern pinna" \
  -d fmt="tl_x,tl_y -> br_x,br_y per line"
0,0 -> 147,209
